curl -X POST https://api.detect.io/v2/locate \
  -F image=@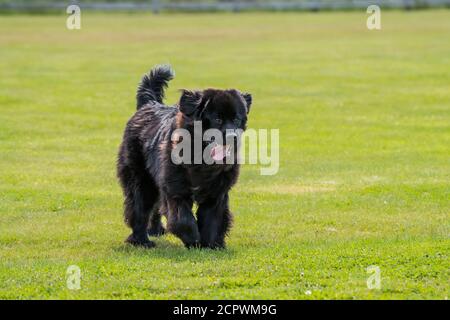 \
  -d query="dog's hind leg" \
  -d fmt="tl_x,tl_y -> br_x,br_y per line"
119,165 -> 159,248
